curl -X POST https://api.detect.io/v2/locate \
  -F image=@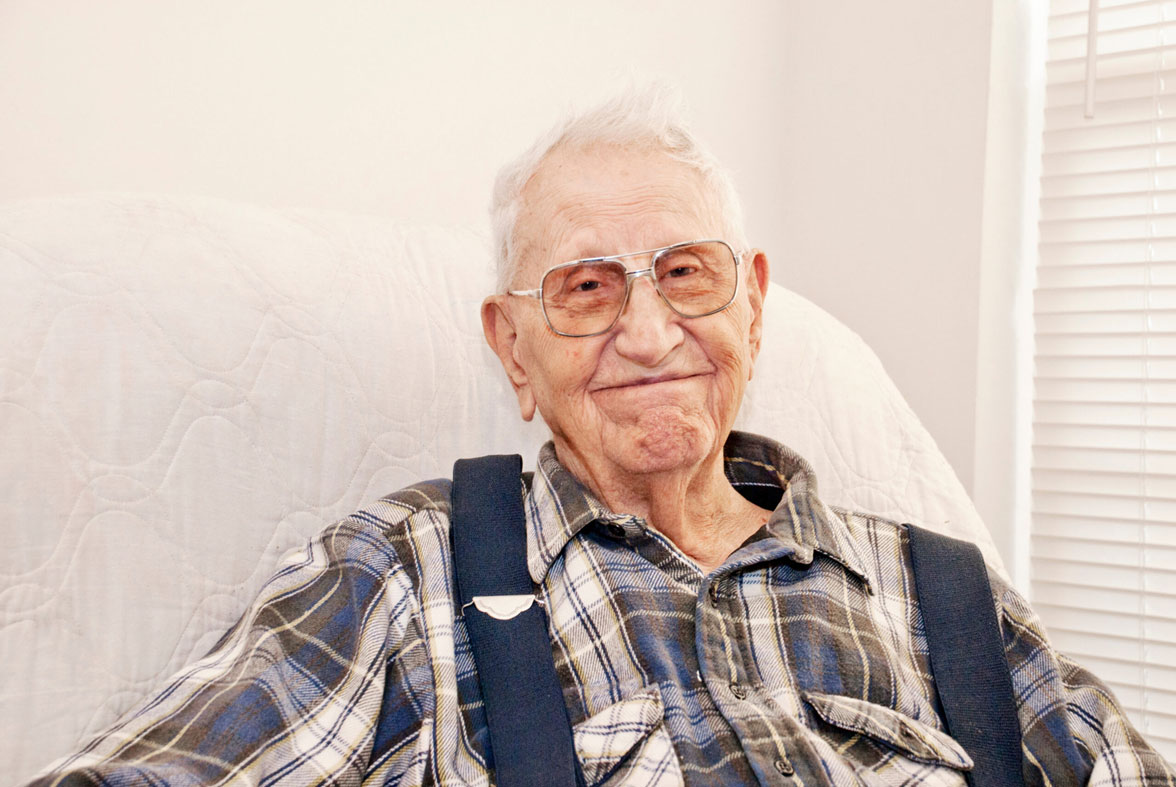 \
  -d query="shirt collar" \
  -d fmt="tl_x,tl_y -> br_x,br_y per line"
525,431 -> 872,589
